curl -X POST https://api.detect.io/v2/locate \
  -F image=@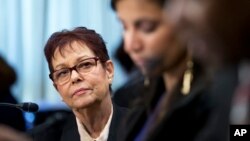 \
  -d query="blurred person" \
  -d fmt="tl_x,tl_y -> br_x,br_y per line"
111,0 -> 211,140
113,39 -> 145,108
166,0 -> 250,140
28,27 -> 128,141
0,124 -> 31,141
111,0 -> 181,109
114,39 -> 135,74
0,55 -> 26,131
